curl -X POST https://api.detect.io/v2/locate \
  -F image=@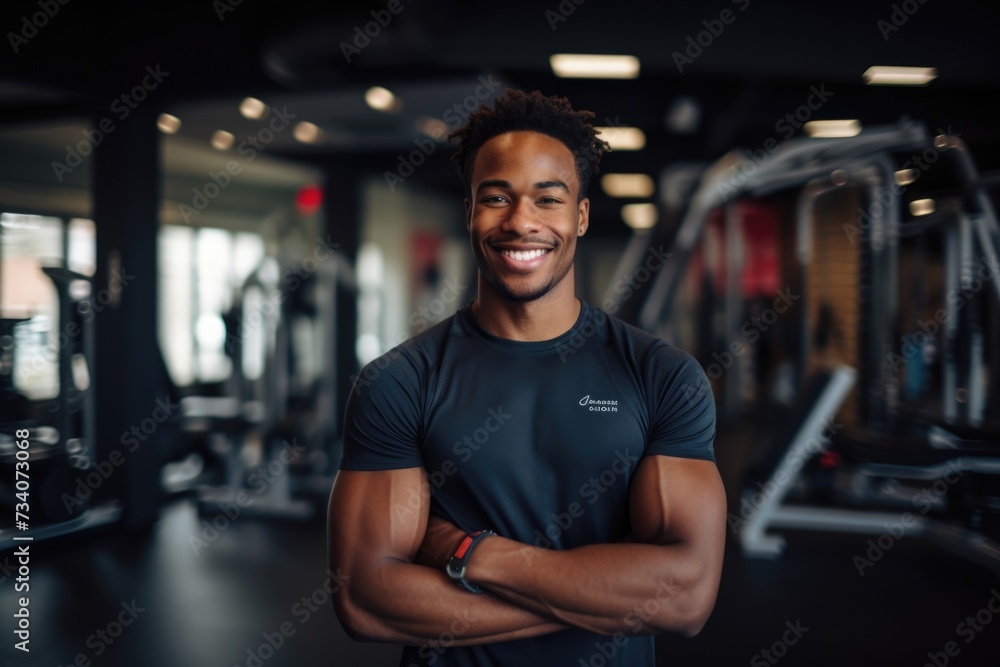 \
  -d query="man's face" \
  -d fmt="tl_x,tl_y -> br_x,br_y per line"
465,130 -> 590,303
